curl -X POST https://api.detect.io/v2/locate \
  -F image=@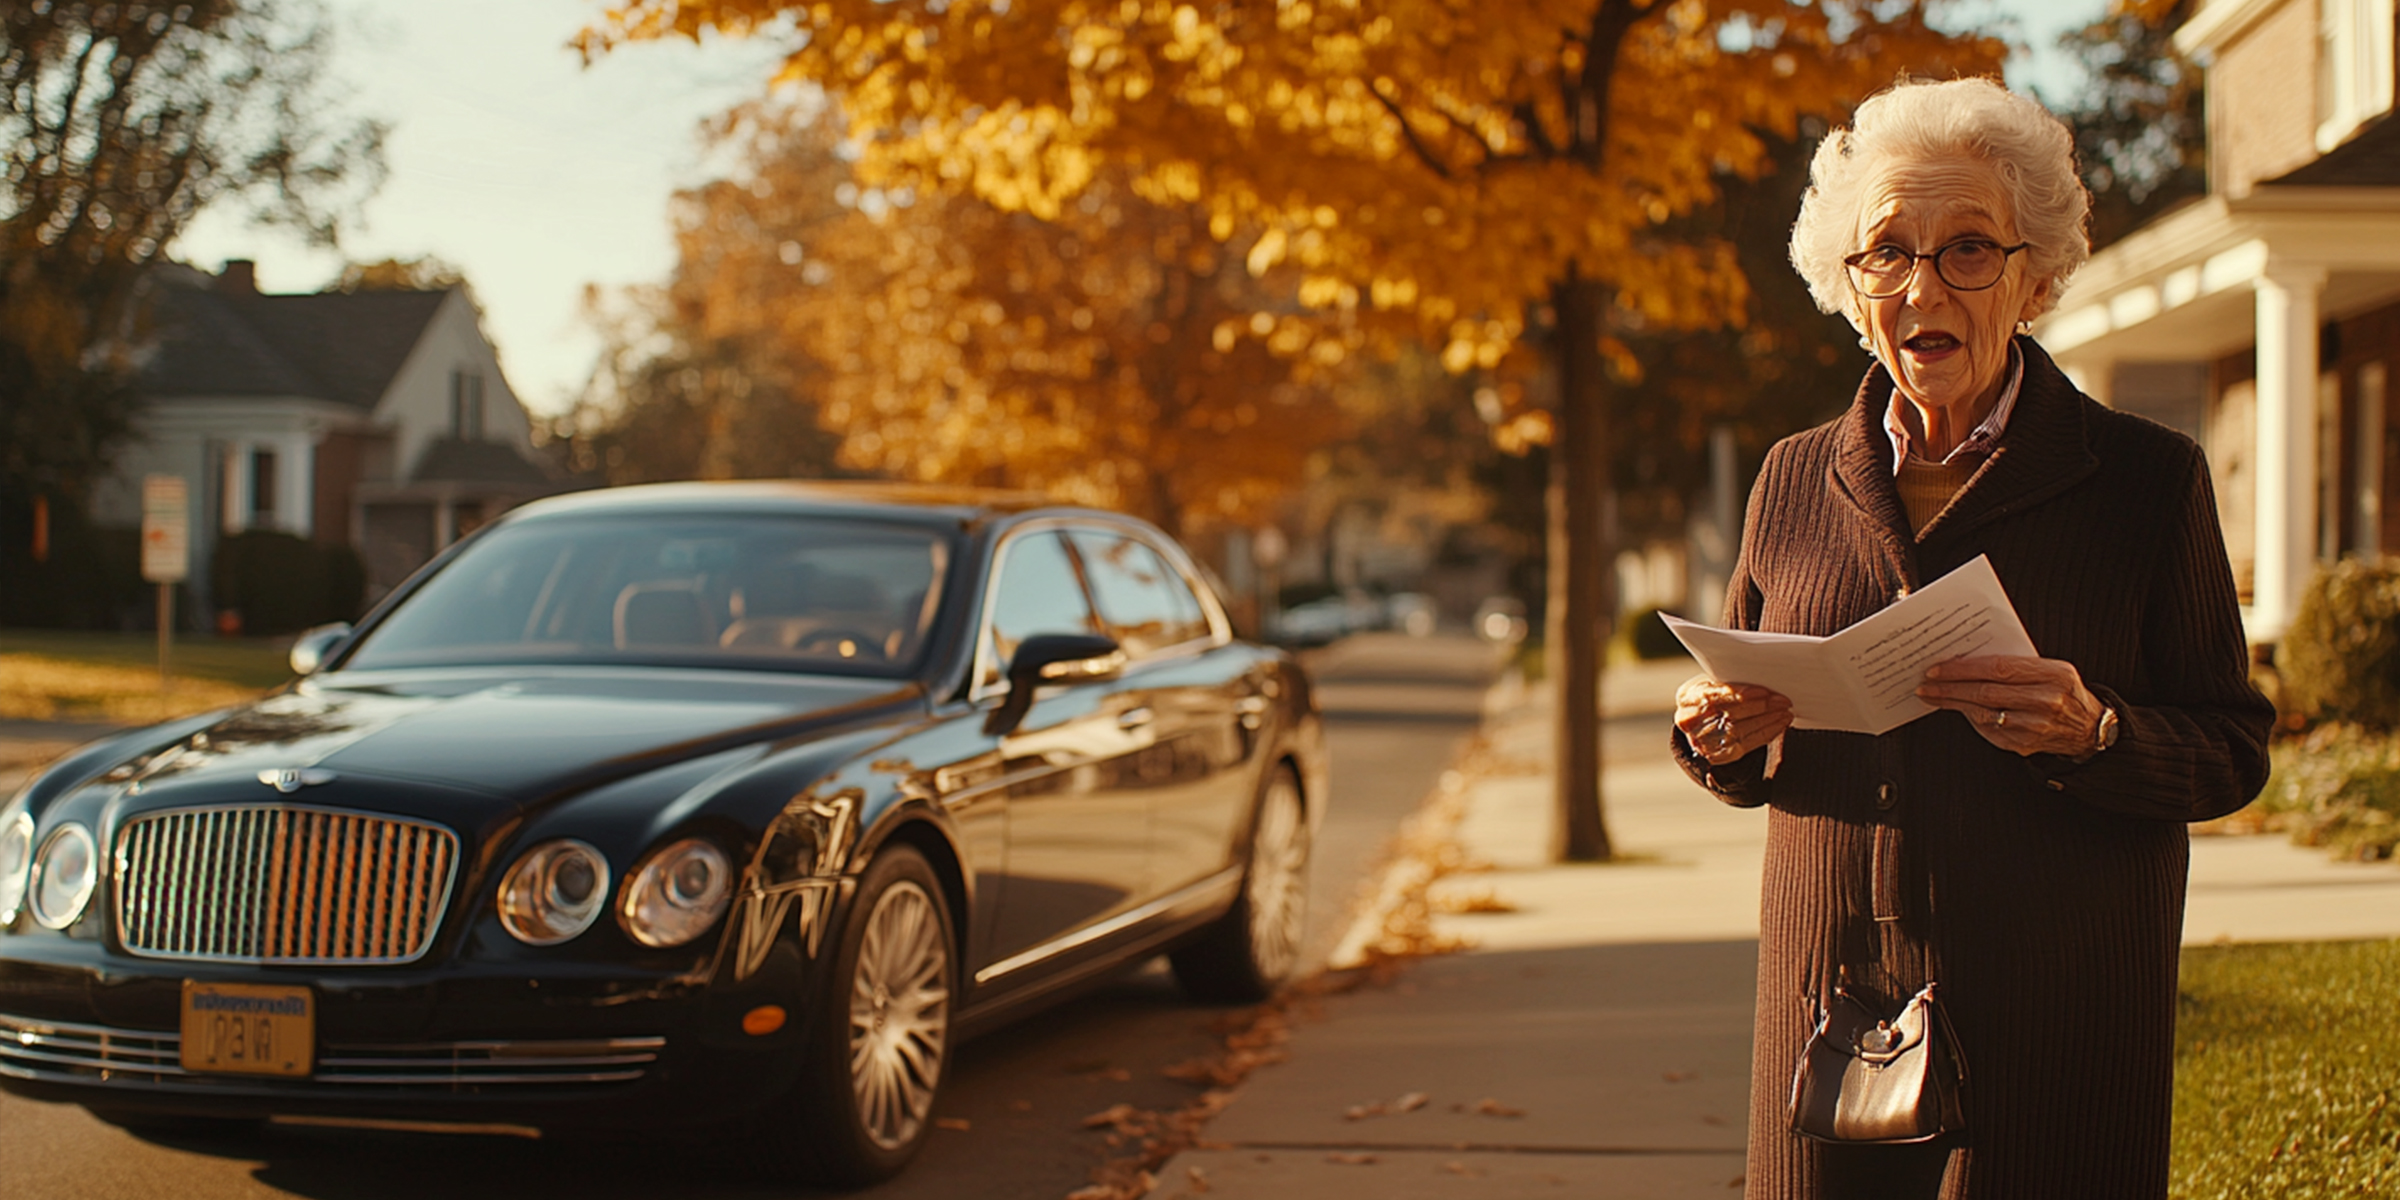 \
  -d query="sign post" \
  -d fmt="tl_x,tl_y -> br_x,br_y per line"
141,476 -> 190,695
